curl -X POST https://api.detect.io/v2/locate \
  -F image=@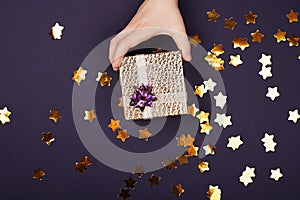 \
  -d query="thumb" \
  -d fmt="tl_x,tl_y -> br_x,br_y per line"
169,31 -> 191,62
